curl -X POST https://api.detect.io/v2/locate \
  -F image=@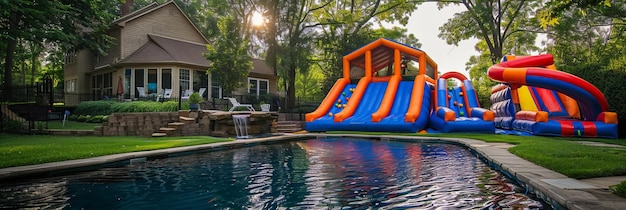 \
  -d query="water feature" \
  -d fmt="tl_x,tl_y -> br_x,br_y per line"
232,114 -> 249,139
0,138 -> 548,209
